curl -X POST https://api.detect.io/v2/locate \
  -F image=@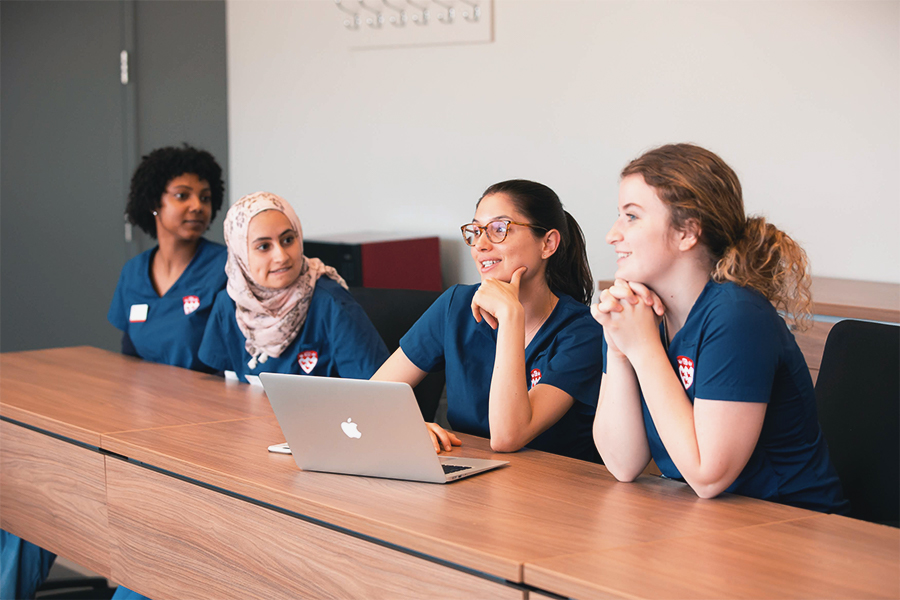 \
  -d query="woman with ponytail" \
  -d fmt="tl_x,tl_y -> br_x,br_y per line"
374,180 -> 604,462
592,144 -> 847,512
